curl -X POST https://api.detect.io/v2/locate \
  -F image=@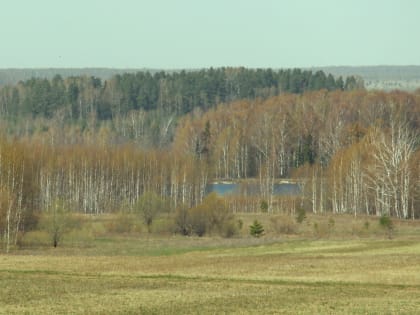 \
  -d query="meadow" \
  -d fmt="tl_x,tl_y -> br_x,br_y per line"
1,214 -> 420,314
